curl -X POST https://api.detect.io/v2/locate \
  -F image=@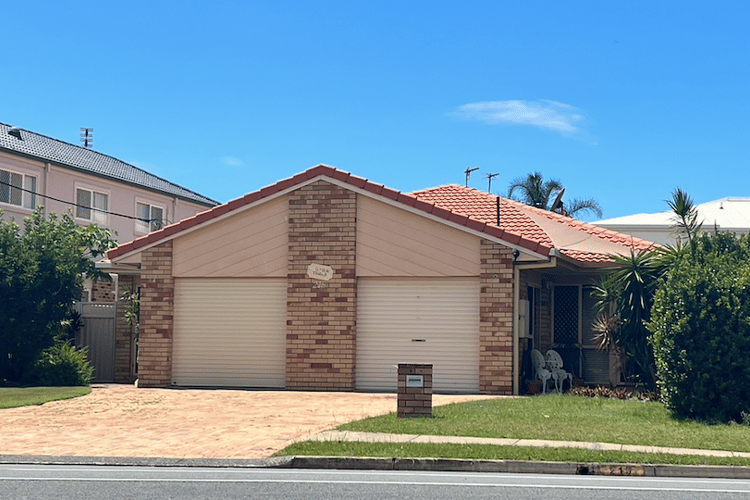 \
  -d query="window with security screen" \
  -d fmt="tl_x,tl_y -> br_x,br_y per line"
1,169 -> 37,209
553,285 -> 579,345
